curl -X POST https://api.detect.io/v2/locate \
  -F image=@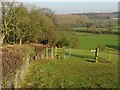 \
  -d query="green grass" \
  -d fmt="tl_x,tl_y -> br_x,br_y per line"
112,29 -> 120,32
22,54 -> 118,88
21,48 -> 118,88
21,32 -> 119,88
73,32 -> 93,36
78,34 -> 118,50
